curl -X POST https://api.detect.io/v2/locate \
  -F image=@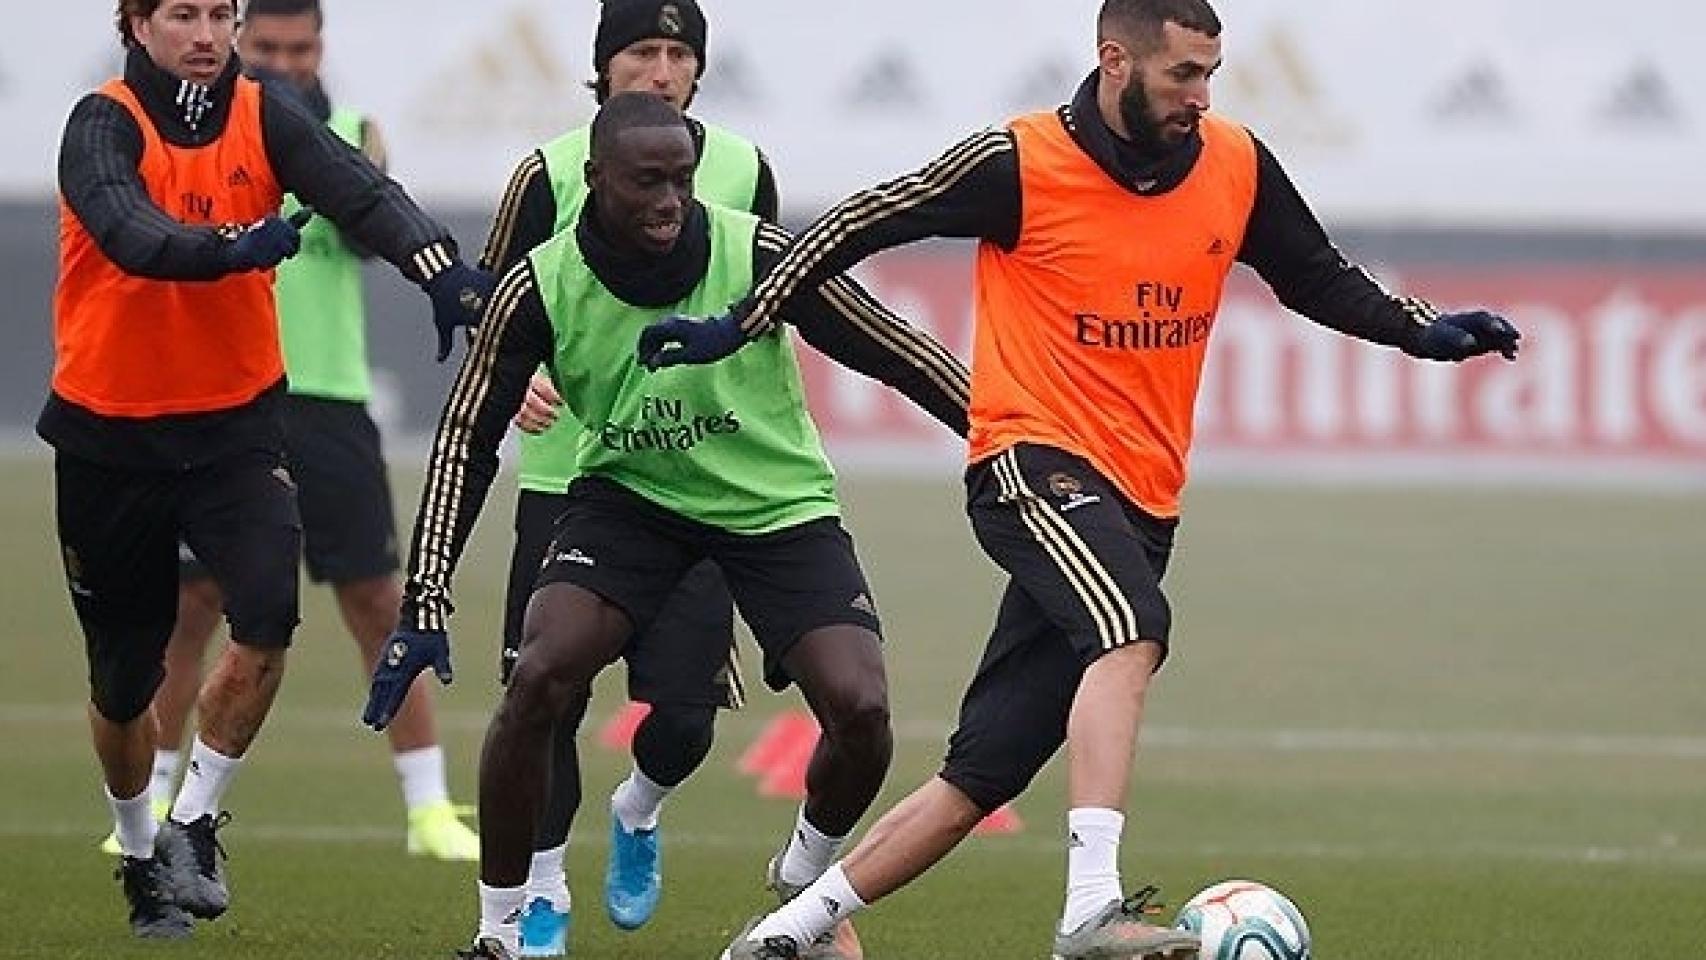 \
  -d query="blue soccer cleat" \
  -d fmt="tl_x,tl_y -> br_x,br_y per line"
603,814 -> 661,931
518,896 -> 569,957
